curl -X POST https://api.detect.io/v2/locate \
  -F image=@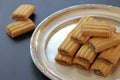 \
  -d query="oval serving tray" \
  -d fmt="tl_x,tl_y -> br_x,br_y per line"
30,4 -> 120,80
